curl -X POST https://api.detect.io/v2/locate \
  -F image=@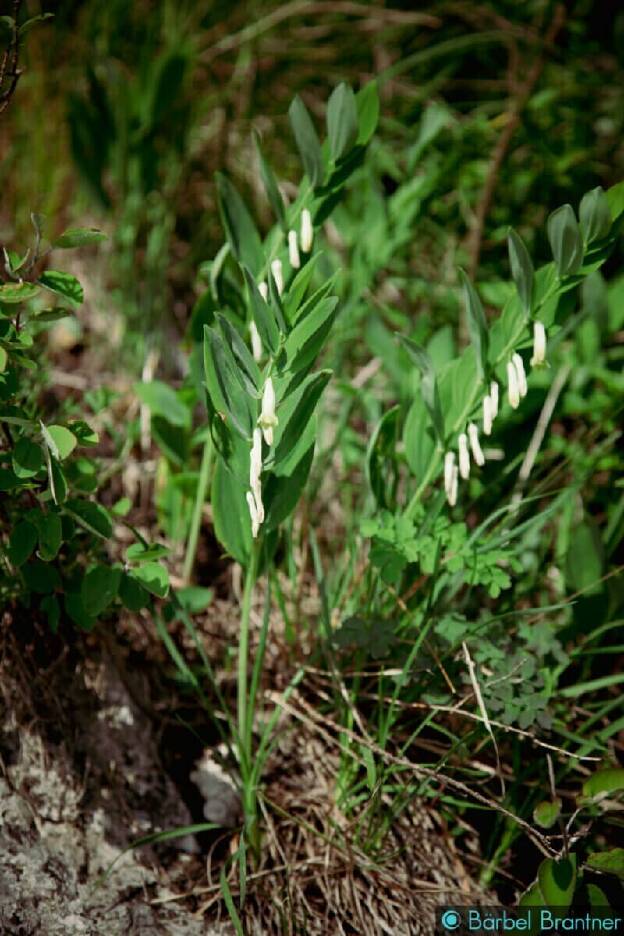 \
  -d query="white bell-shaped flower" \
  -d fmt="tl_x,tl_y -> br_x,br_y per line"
258,377 -> 278,446
458,432 -> 470,480
246,491 -> 261,538
490,380 -> 499,419
530,321 -> 547,367
448,464 -> 459,507
468,422 -> 485,466
288,230 -> 301,269
483,393 -> 493,435
512,352 -> 528,398
507,359 -> 520,409
300,208 -> 313,254
270,259 -> 284,296
258,280 -> 268,301
249,321 -> 262,362
444,451 -> 456,501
